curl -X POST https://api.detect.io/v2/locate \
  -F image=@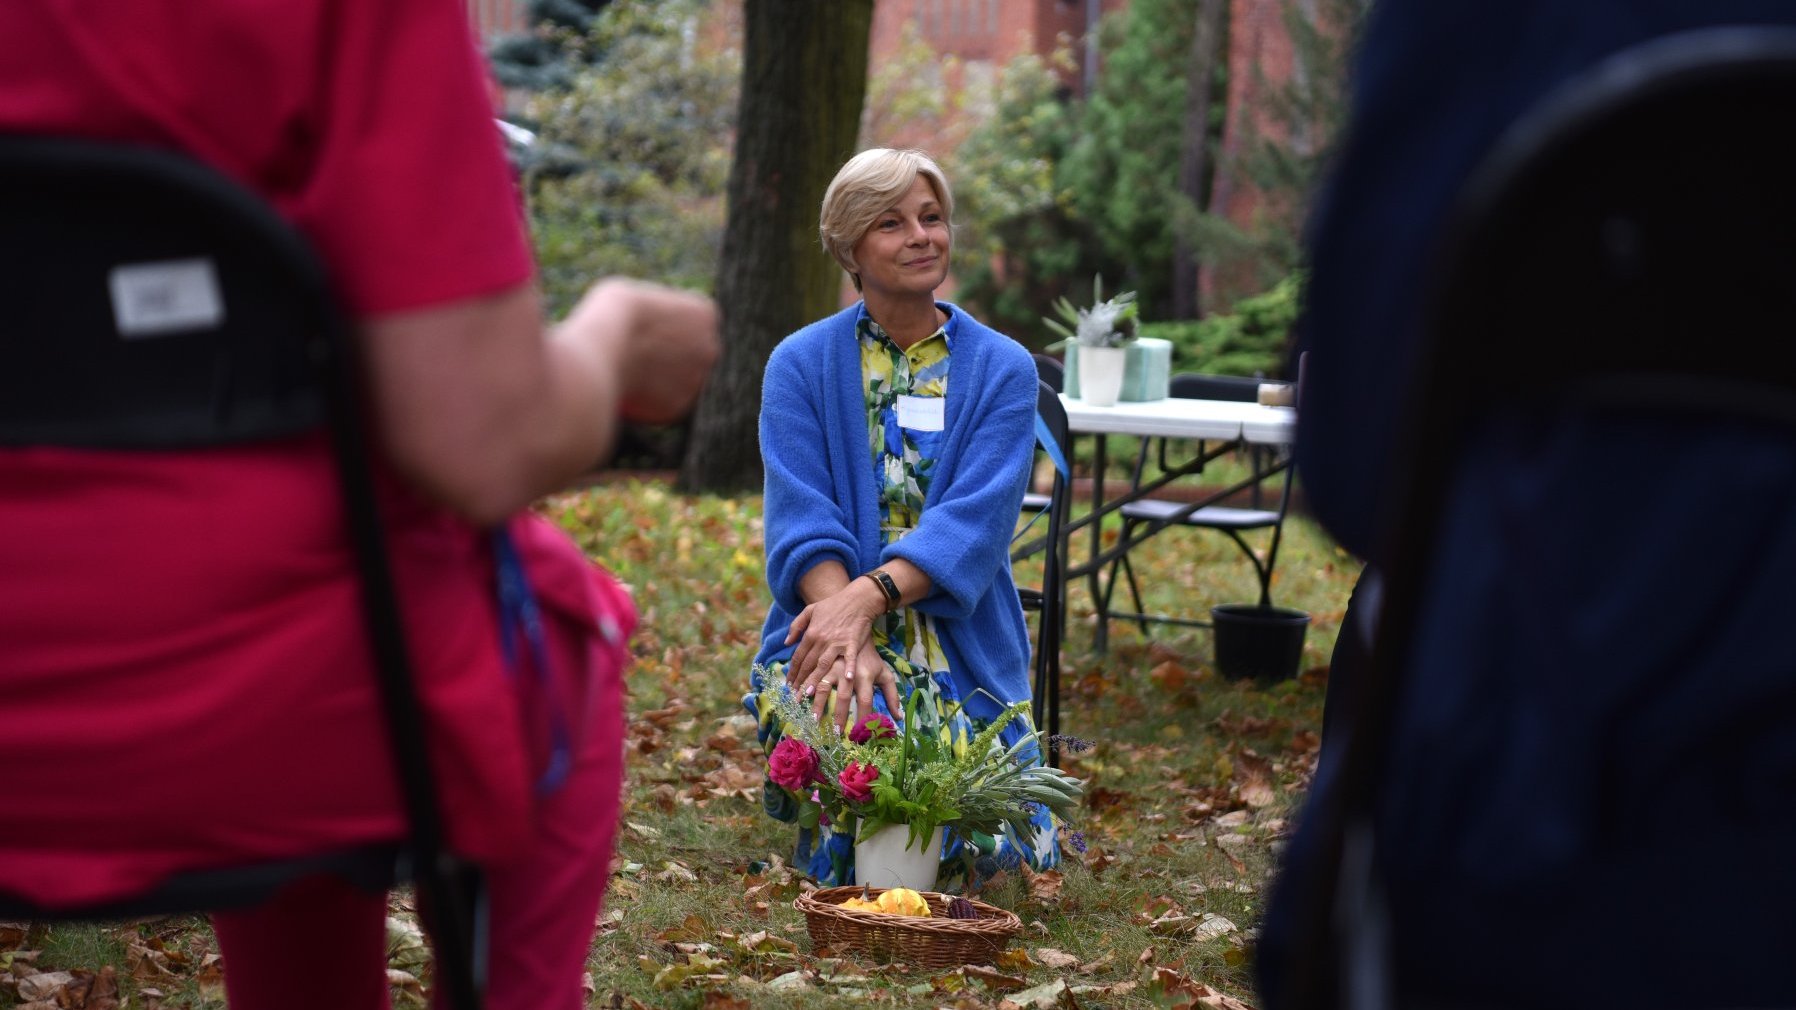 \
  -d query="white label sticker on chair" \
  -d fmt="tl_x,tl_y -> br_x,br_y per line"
108,258 -> 225,338
896,394 -> 944,431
